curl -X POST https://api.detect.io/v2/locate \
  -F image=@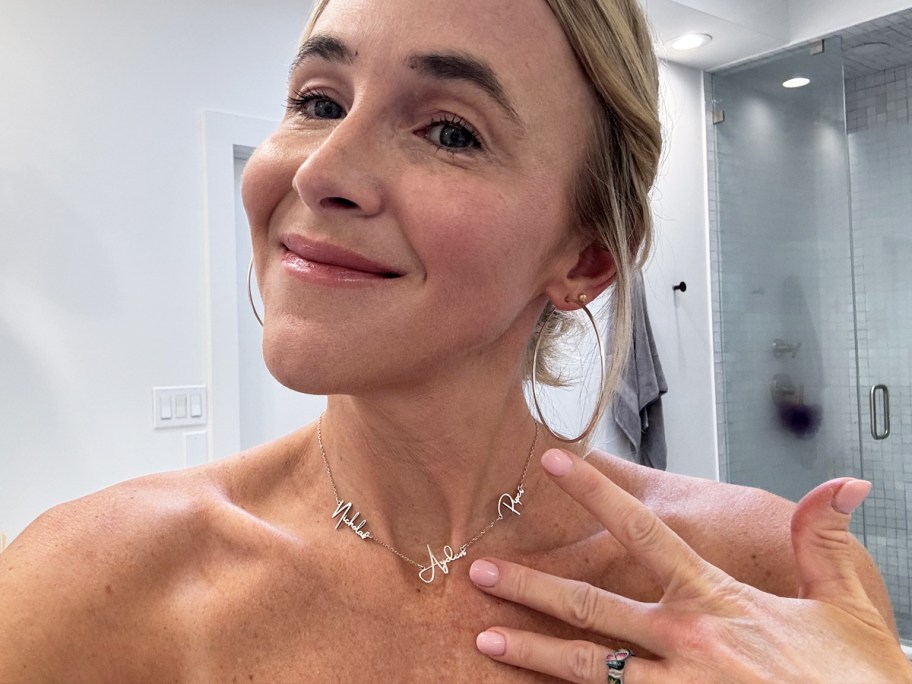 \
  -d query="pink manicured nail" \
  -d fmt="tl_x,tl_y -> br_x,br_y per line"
833,479 -> 872,514
470,560 -> 499,587
476,630 -> 506,656
541,449 -> 573,477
